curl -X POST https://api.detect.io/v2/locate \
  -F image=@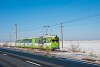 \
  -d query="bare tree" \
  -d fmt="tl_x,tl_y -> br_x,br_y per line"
68,44 -> 81,52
